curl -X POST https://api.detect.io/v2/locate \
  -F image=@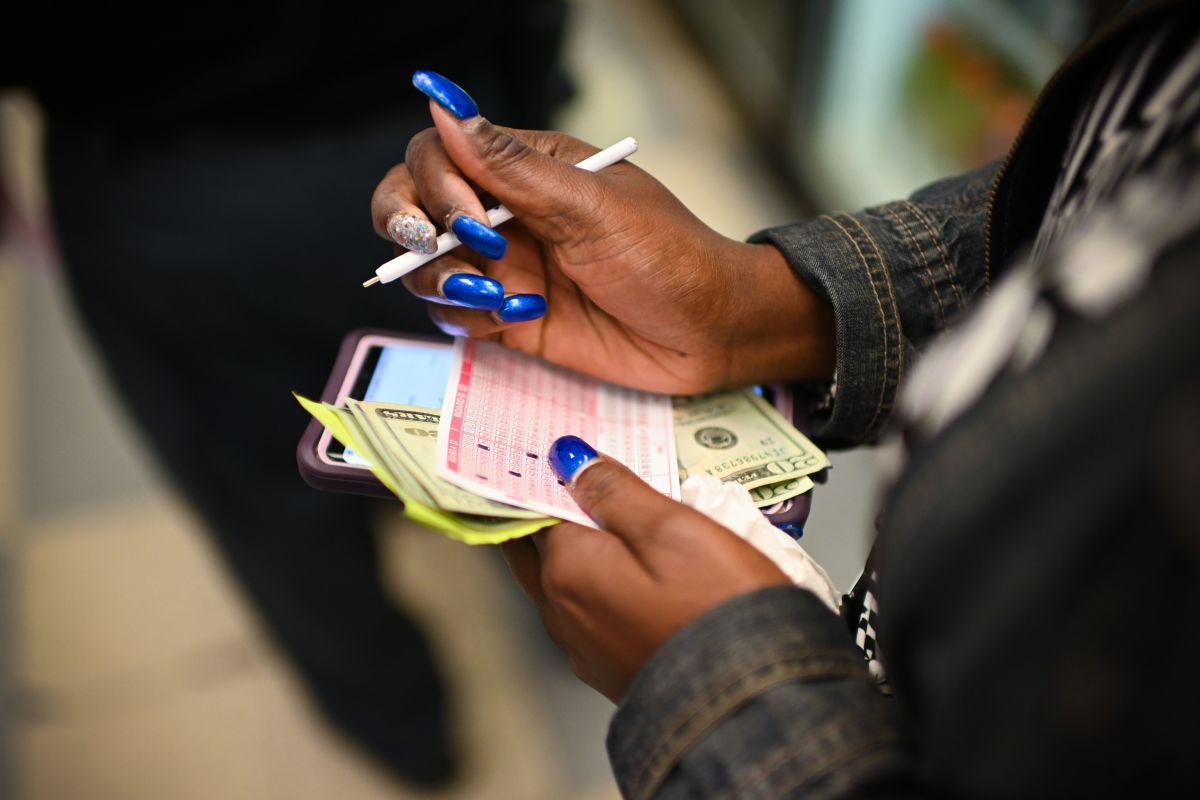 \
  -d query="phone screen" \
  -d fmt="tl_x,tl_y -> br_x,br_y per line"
362,343 -> 454,407
327,340 -> 454,465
